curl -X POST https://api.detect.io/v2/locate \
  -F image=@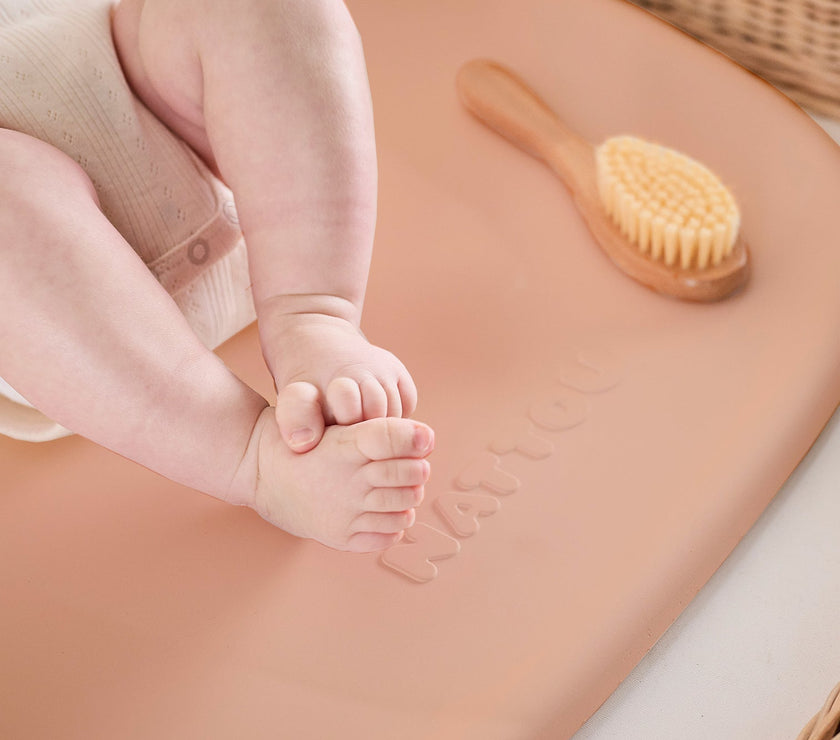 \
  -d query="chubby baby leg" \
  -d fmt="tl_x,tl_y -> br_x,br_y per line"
232,407 -> 434,552
112,0 -> 419,454
0,127 -> 268,499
